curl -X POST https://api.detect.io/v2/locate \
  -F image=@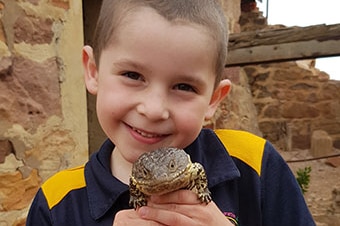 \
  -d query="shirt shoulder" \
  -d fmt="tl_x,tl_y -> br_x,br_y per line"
214,129 -> 266,176
41,165 -> 86,209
